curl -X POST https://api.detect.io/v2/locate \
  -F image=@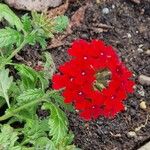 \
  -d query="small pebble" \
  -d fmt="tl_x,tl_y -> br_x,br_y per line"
102,8 -> 110,14
138,75 -> 150,86
140,101 -> 147,110
145,50 -> 150,55
112,5 -> 115,9
81,33 -> 89,39
127,33 -> 132,38
127,131 -> 137,138
130,0 -> 141,4
137,48 -> 143,53
139,44 -> 143,48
